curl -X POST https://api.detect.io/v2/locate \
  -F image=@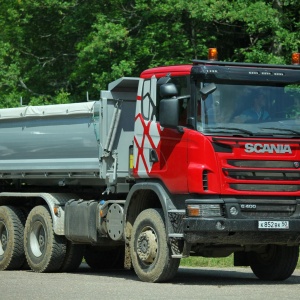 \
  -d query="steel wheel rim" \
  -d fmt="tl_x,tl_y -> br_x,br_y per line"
256,245 -> 277,265
29,221 -> 46,258
0,221 -> 8,256
136,226 -> 158,265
